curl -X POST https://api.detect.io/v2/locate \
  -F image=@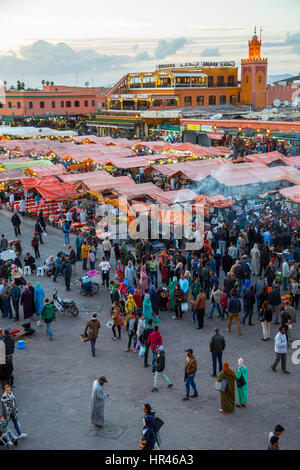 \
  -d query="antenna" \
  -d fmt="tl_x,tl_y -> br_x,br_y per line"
260,26 -> 263,41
